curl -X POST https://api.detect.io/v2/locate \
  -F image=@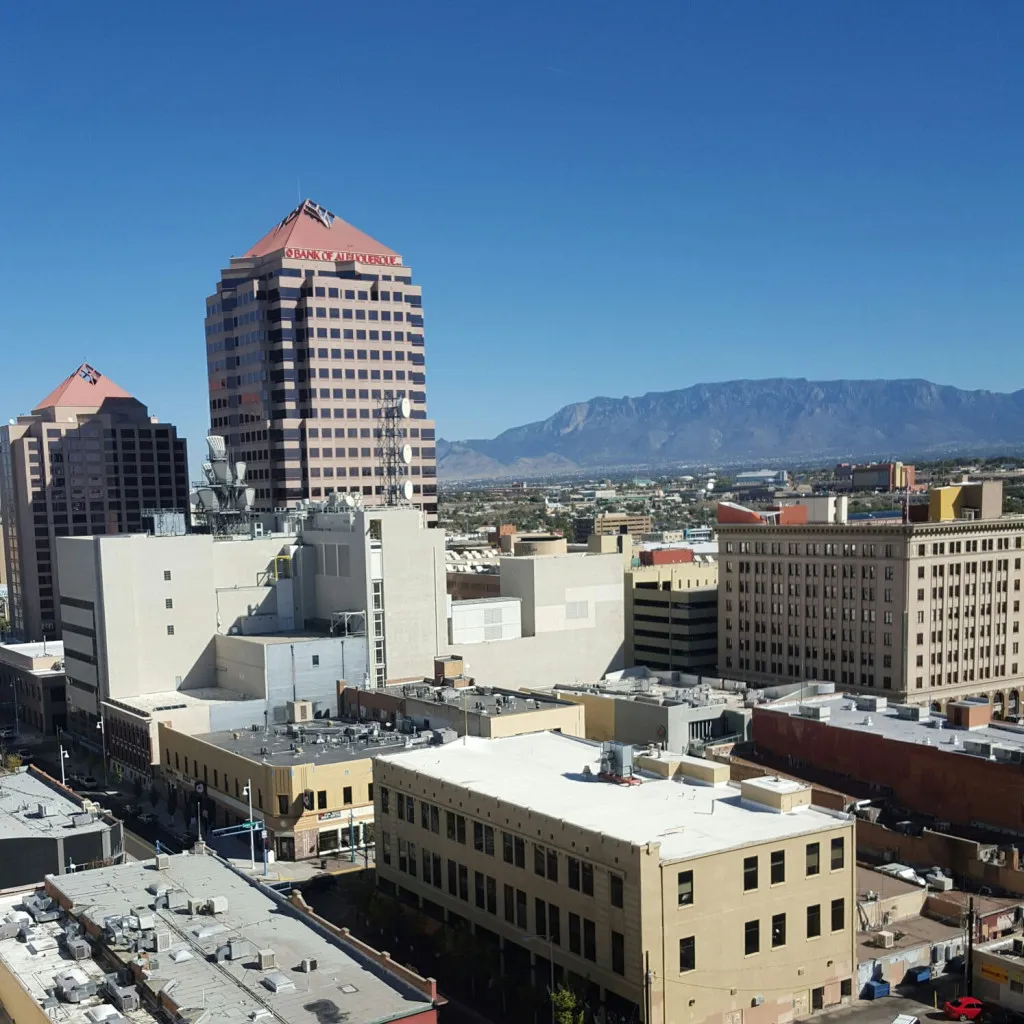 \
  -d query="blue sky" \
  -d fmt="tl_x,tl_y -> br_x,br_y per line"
1,2 -> 1022,455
